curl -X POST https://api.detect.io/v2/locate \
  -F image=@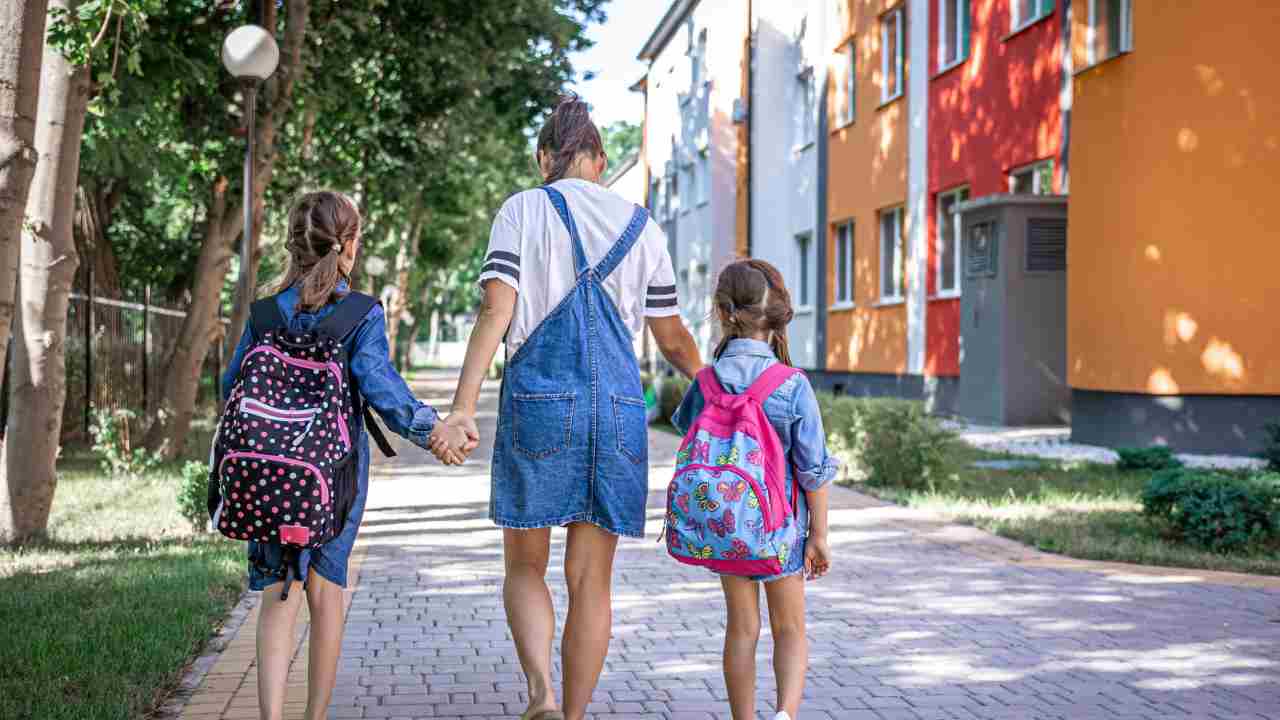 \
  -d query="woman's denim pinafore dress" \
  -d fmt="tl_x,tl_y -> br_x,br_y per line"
490,186 -> 651,538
